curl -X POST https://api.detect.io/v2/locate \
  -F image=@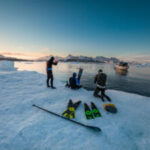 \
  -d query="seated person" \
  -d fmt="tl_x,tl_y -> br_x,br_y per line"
66,72 -> 82,89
